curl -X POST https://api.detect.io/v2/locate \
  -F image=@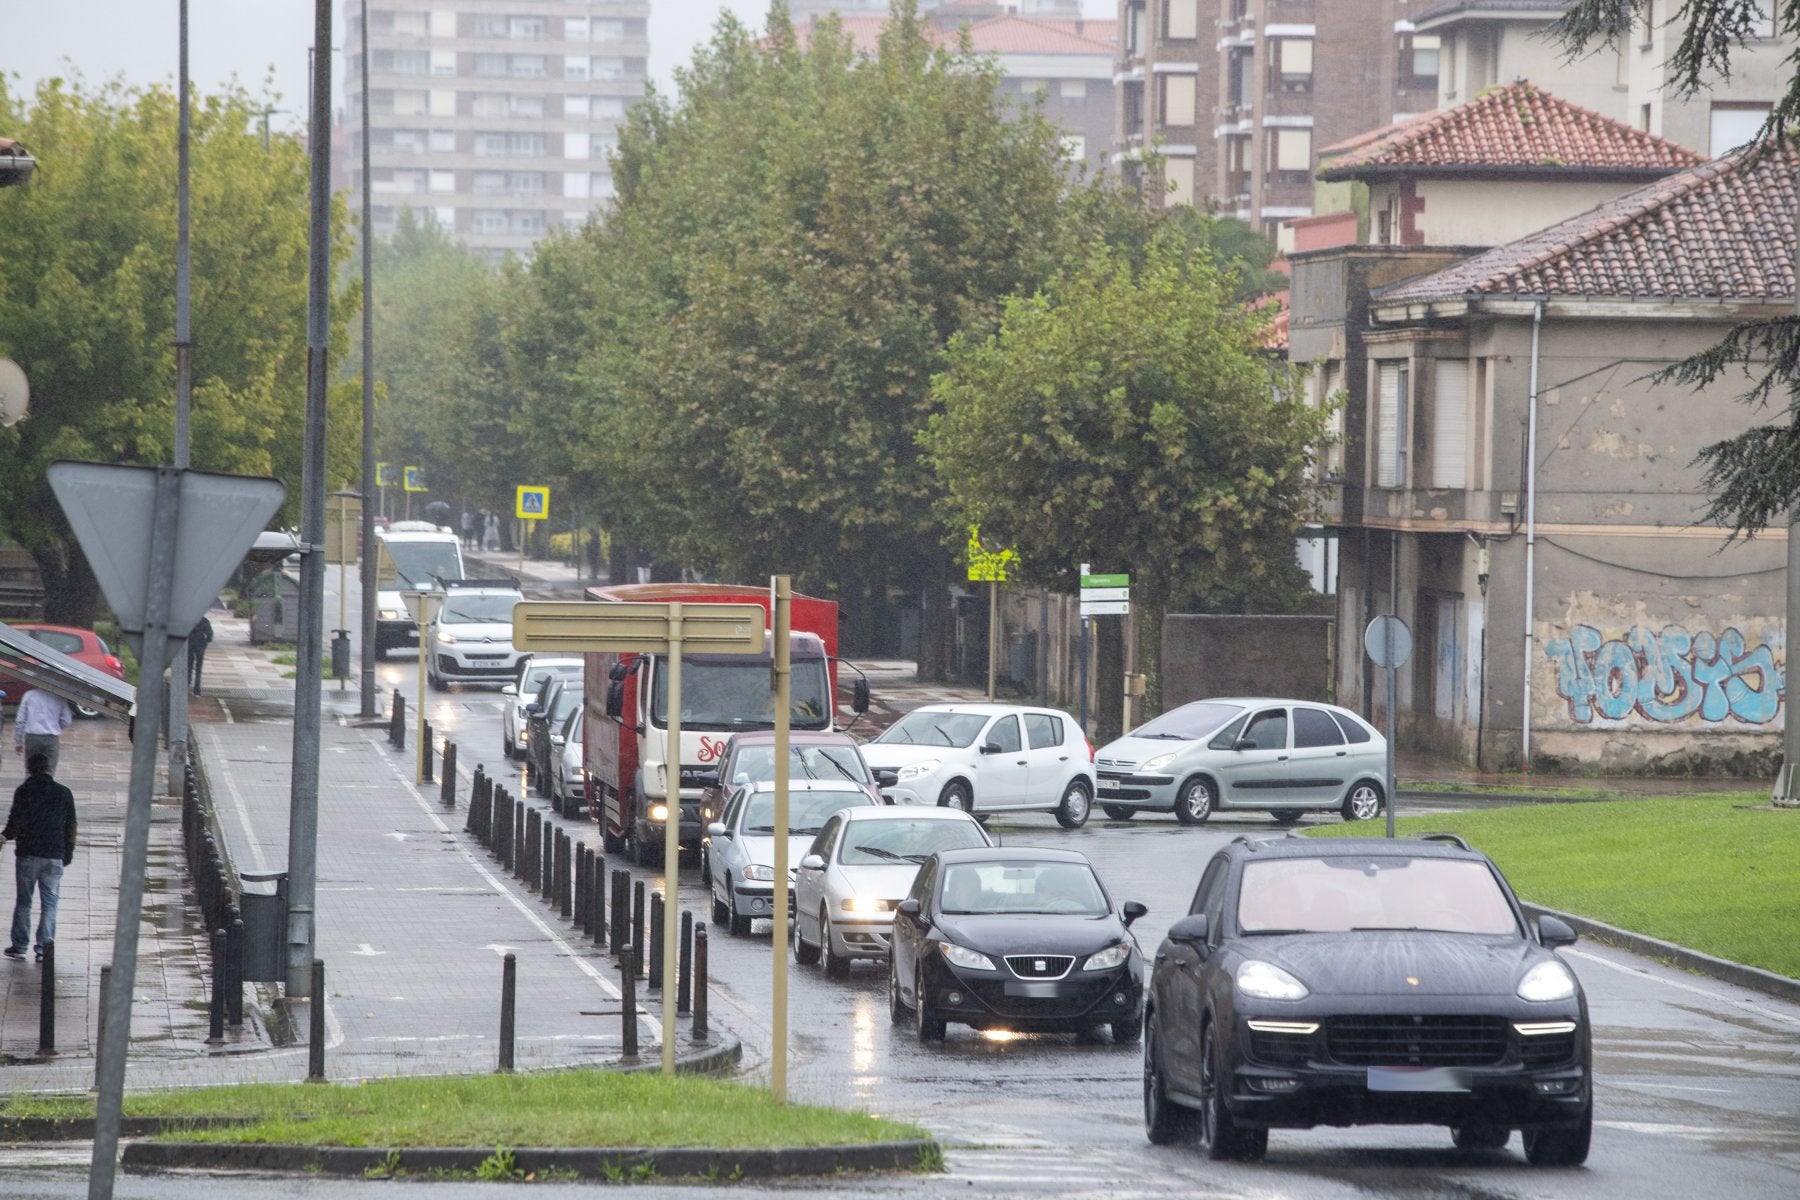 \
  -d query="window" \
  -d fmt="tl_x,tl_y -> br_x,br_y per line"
473,171 -> 507,195
566,58 -> 589,81
1270,126 -> 1312,184
565,171 -> 591,199
510,17 -> 545,40
393,90 -> 427,116
1226,47 -> 1250,109
474,53 -> 507,77
1376,362 -> 1409,488
1164,0 -> 1198,39
1321,363 -> 1345,477
509,210 -> 545,235
507,172 -> 543,195
1242,710 -> 1289,751
1061,135 -> 1085,161
390,50 -> 428,75
1023,713 -> 1064,750
1710,102 -> 1772,154
1124,0 -> 1143,56
510,55 -> 547,78
390,169 -> 427,194
1330,710 -> 1374,744
1400,34 -> 1440,91
1162,74 -> 1196,126
389,128 -> 426,153
592,18 -> 626,40
430,50 -> 456,77
473,93 -> 505,117
429,170 -> 454,193
473,15 -> 508,37
473,209 -> 505,234
1164,156 -> 1195,206
429,129 -> 455,153
988,715 -> 1022,754
591,56 -> 627,80
1123,79 -> 1144,132
392,11 -> 427,37
565,17 -> 589,41
1059,79 -> 1086,105
591,96 -> 626,118
1292,708 -> 1345,748
476,132 -> 545,157
1431,359 -> 1468,489
510,94 -> 545,118
1270,38 -> 1313,94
